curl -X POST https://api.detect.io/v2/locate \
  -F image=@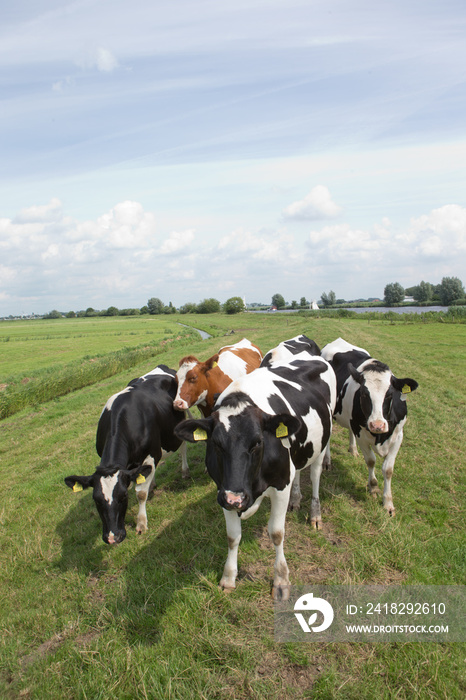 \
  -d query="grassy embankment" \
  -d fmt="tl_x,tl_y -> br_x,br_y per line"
0,313 -> 464,698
